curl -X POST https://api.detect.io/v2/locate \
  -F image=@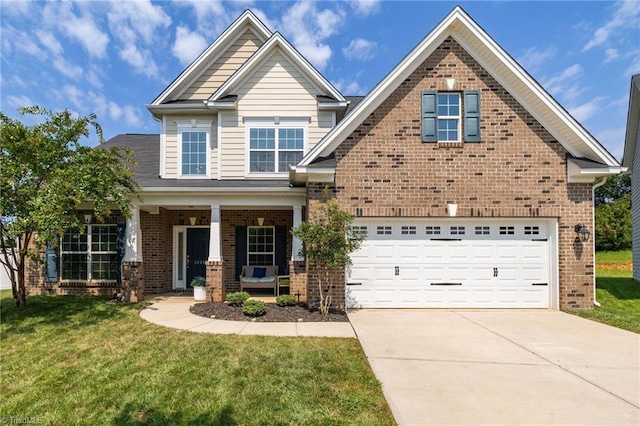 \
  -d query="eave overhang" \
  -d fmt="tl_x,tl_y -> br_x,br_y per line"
567,158 -> 626,183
